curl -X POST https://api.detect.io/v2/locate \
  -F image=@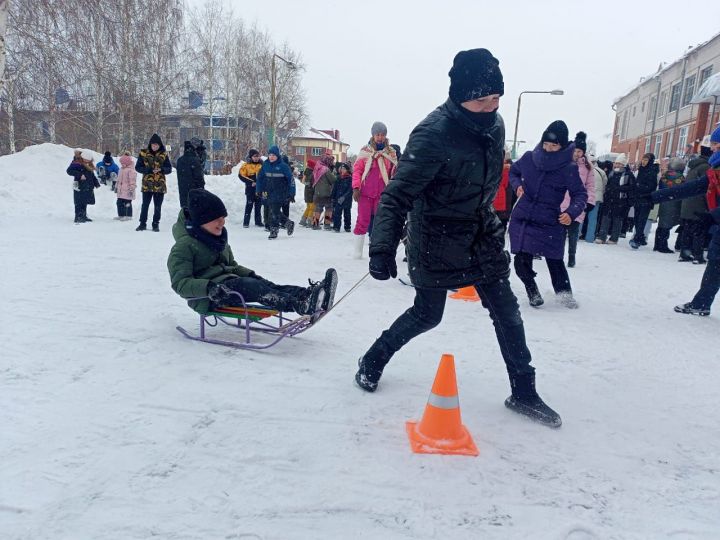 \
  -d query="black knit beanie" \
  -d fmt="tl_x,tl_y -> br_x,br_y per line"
448,48 -> 504,104
103,151 -> 112,163
248,148 -> 260,159
574,131 -> 587,154
541,121 -> 569,148
188,189 -> 227,225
